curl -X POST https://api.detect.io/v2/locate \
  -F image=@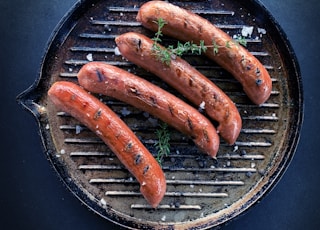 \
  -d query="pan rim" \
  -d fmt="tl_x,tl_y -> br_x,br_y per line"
16,0 -> 304,229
